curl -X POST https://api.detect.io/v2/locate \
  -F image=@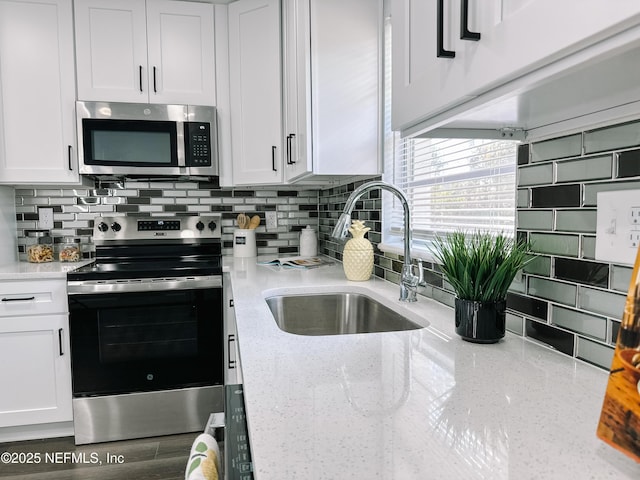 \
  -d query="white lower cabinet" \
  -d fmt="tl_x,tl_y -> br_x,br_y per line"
0,280 -> 72,431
